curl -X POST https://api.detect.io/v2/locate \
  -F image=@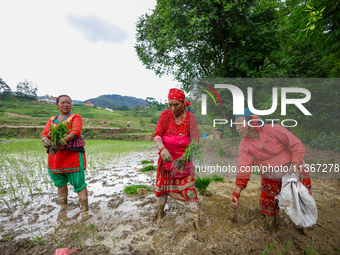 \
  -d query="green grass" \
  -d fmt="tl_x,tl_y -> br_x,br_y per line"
123,185 -> 152,194
140,165 -> 156,172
